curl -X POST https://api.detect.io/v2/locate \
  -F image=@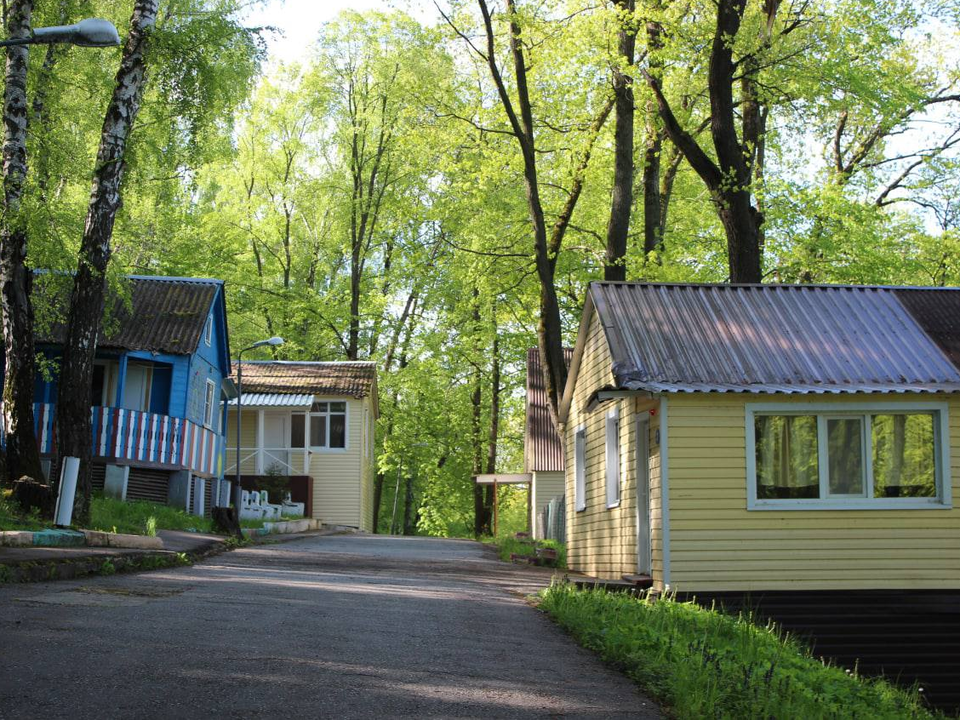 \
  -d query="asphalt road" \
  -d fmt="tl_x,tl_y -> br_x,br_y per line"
0,534 -> 661,719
